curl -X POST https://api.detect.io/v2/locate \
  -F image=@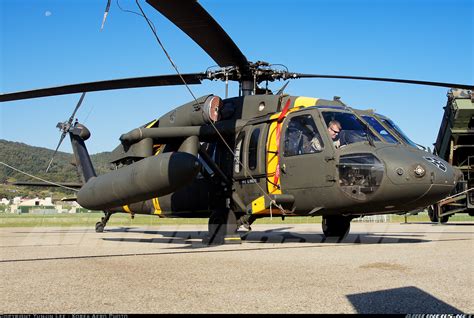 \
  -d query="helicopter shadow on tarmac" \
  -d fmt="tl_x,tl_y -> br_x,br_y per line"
404,221 -> 474,226
101,226 -> 437,247
346,286 -> 463,314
